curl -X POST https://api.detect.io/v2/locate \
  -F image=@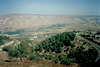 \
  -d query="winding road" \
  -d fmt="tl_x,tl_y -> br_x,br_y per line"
76,33 -> 100,62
